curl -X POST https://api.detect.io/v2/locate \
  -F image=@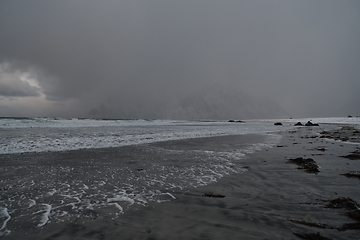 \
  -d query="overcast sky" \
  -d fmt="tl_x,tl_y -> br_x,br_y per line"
0,0 -> 359,119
